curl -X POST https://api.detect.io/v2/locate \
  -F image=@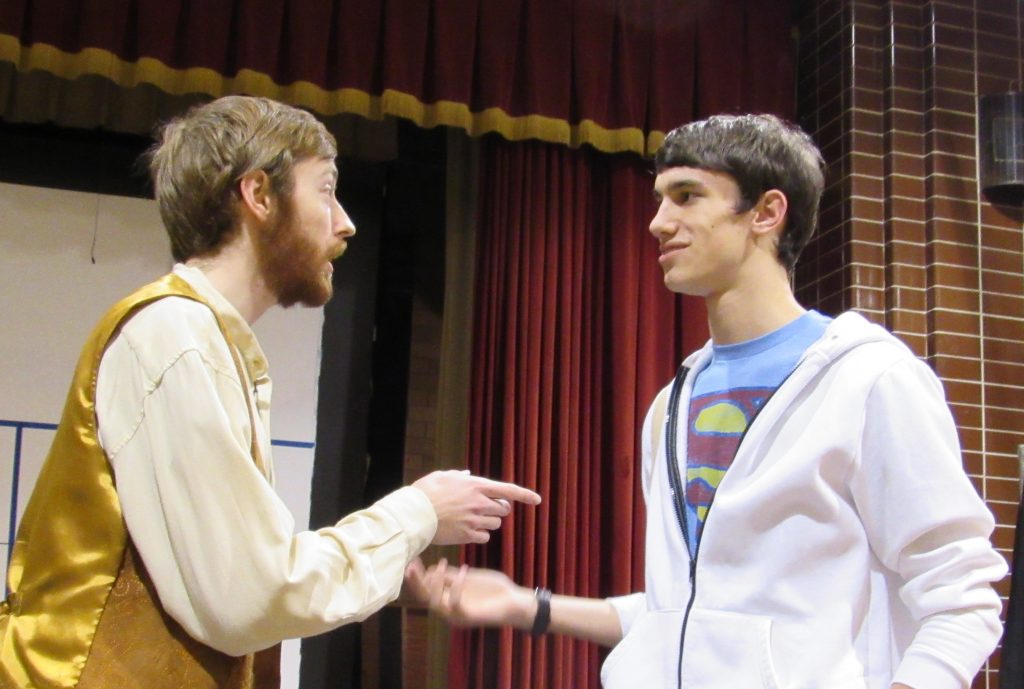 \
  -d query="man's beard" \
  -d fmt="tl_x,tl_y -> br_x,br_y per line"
255,195 -> 334,308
